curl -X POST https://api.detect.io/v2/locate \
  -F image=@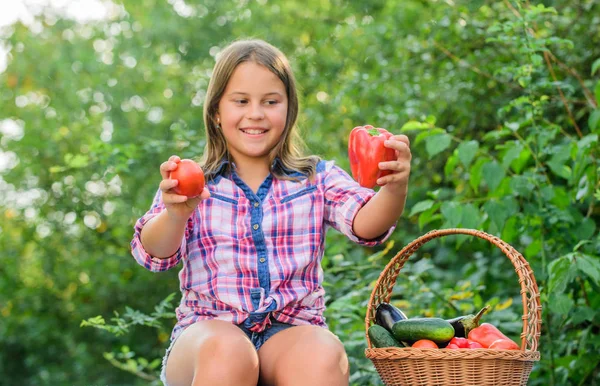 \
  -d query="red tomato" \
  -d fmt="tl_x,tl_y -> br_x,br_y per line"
411,339 -> 439,349
169,159 -> 205,197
